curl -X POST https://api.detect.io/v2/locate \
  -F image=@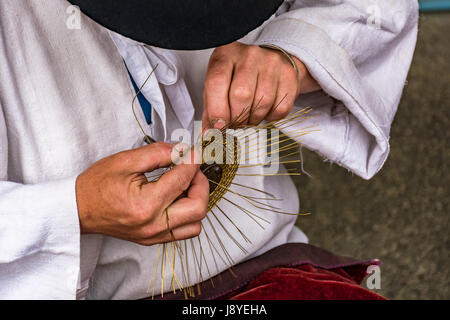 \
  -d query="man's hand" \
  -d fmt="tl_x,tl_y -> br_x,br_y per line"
202,41 -> 320,130
75,143 -> 209,246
